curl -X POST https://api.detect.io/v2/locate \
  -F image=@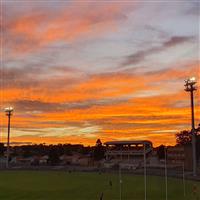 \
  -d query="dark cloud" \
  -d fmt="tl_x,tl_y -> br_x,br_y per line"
119,35 -> 195,68
0,65 -> 83,89
10,96 -> 130,113
11,100 -> 63,112
163,36 -> 194,48
32,120 -> 85,128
